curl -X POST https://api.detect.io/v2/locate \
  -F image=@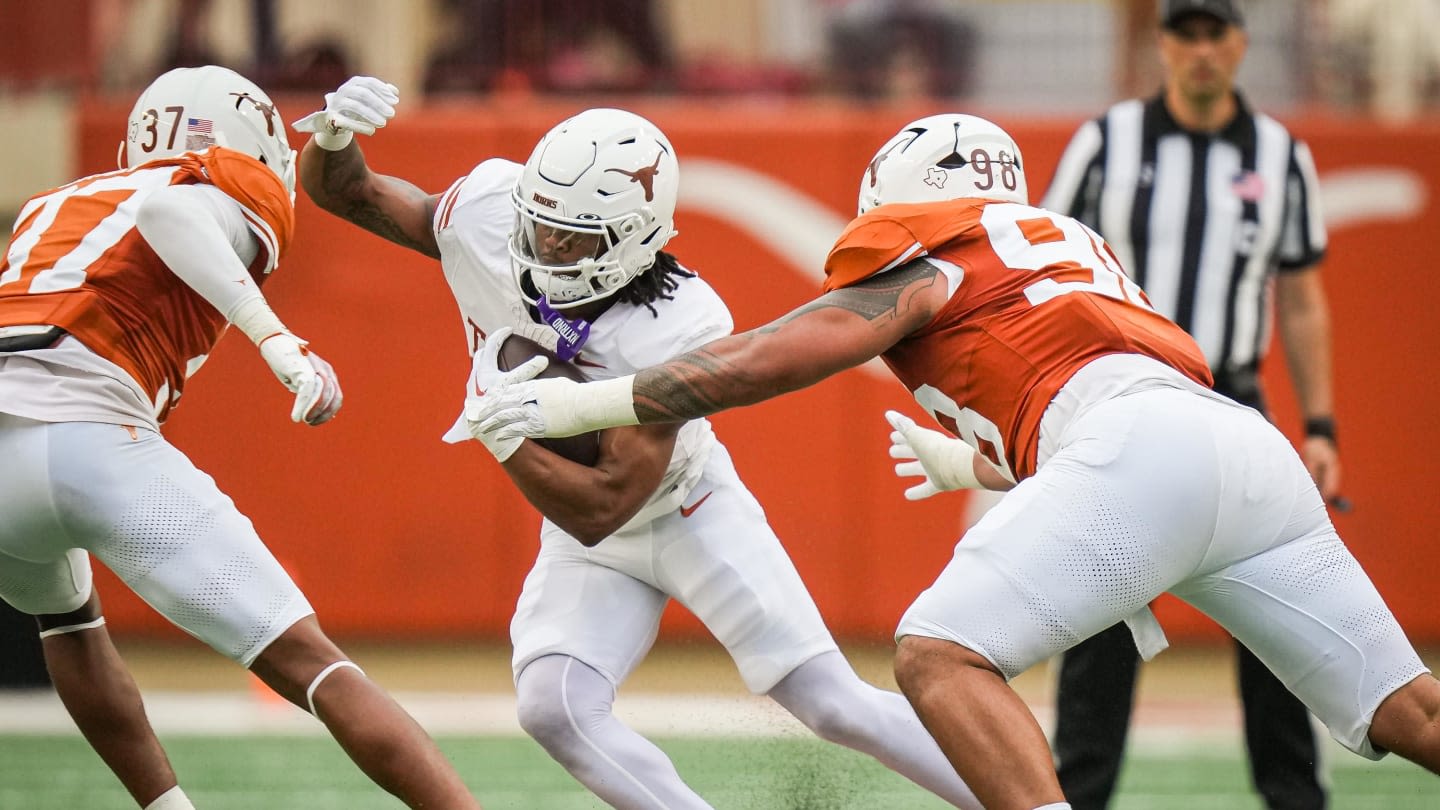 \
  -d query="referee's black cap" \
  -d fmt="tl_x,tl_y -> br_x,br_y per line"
1159,0 -> 1244,29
